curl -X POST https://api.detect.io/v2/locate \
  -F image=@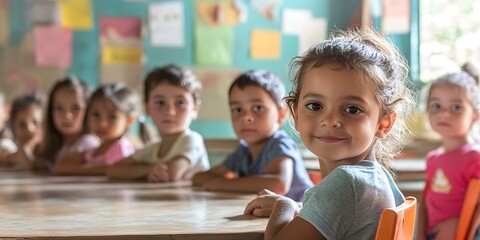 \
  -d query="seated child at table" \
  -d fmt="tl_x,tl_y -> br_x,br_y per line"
54,83 -> 140,175
108,64 -> 210,182
19,77 -> 101,171
417,70 -> 480,240
244,27 -> 415,239
5,91 -> 45,169
192,69 -> 313,202
0,91 -> 16,164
